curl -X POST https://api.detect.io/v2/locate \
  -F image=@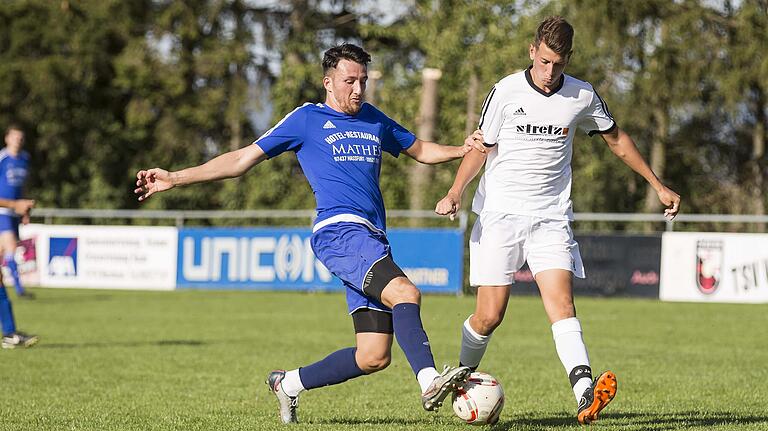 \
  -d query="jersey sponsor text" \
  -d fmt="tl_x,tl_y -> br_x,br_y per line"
515,124 -> 569,136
